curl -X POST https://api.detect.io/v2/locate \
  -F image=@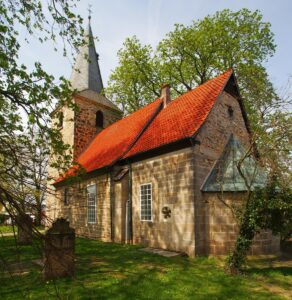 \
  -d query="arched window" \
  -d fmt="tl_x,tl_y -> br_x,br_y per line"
95,110 -> 104,128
